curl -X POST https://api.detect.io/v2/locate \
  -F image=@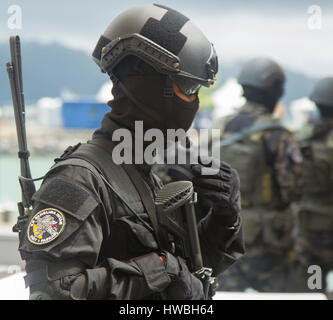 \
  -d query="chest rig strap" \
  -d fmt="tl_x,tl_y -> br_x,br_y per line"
88,138 -> 164,248
52,139 -> 163,249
